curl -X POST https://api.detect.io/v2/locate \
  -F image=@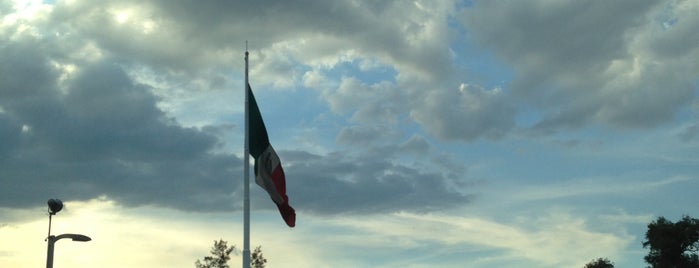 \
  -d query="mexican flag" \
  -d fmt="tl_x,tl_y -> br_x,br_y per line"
248,84 -> 296,227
